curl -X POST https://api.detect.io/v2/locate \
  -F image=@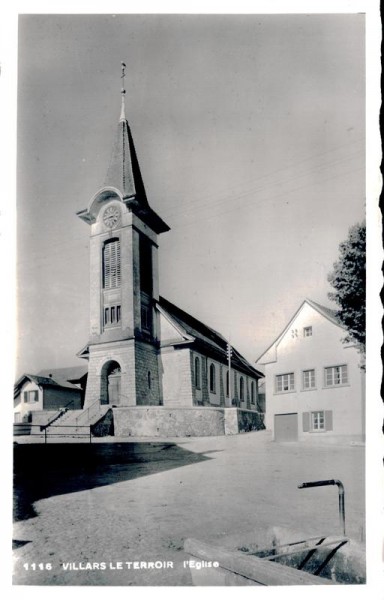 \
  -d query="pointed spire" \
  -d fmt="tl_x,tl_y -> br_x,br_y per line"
105,61 -> 147,204
102,62 -> 170,235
